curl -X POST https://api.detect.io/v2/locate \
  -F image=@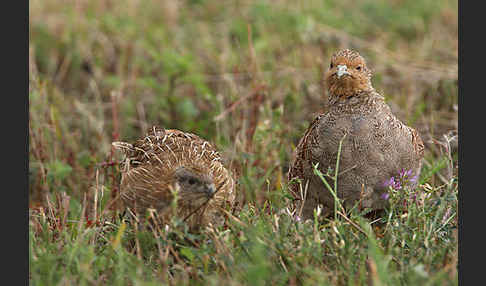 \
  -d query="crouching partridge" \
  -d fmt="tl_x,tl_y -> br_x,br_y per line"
113,127 -> 236,228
